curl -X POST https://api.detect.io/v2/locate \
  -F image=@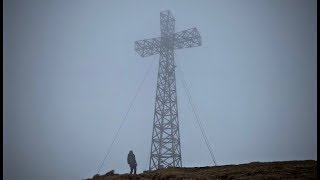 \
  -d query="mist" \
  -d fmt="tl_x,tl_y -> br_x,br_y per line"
3,0 -> 317,179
